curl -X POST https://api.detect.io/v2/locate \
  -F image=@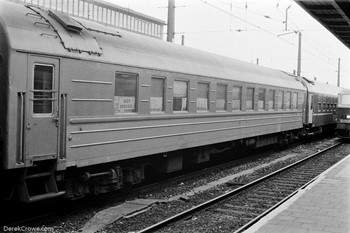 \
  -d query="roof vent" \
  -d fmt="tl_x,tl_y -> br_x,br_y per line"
48,10 -> 82,33
302,77 -> 315,85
